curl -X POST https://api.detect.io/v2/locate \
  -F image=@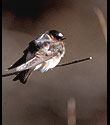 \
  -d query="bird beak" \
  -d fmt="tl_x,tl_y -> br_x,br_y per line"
61,37 -> 66,40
